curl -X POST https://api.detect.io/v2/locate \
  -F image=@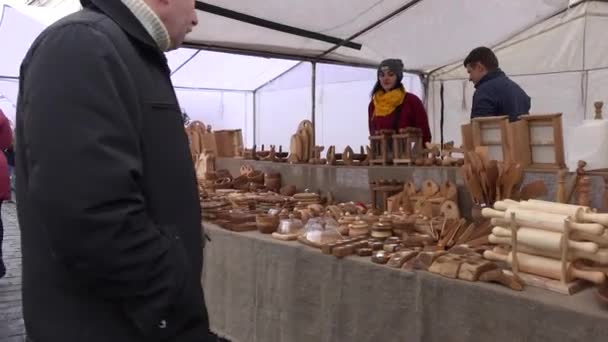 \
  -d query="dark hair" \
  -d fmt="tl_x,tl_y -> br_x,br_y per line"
463,47 -> 499,70
370,81 -> 404,98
